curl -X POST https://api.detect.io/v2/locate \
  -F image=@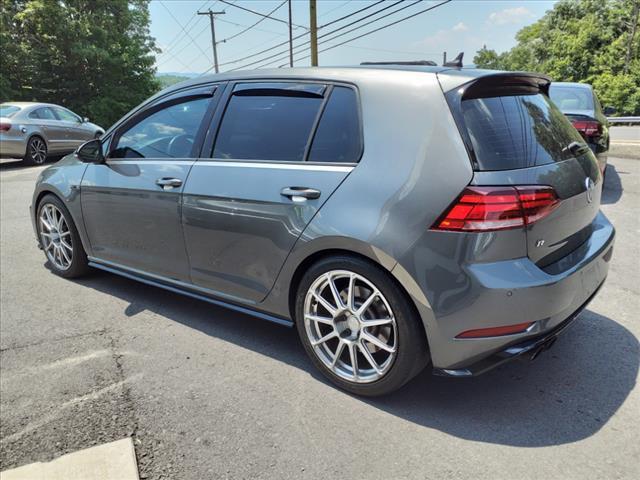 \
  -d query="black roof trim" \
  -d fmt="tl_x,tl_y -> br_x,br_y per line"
360,60 -> 437,66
